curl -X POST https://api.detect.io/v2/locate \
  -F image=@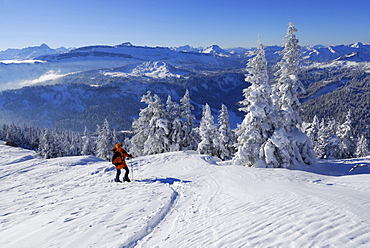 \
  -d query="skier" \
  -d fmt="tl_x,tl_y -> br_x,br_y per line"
112,143 -> 132,182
